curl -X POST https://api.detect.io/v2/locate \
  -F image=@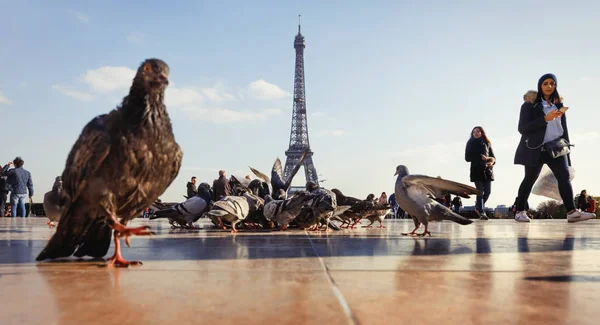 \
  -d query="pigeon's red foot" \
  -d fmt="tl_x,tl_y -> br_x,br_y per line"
106,233 -> 142,268
308,224 -> 320,231
278,225 -> 288,231
46,221 -> 55,229
216,217 -> 227,230
111,224 -> 154,247
106,253 -> 142,268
